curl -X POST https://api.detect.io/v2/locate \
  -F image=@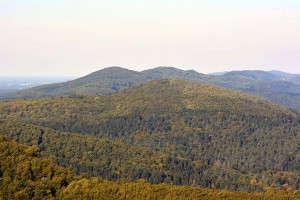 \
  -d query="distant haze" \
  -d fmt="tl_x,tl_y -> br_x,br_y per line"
0,0 -> 299,76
